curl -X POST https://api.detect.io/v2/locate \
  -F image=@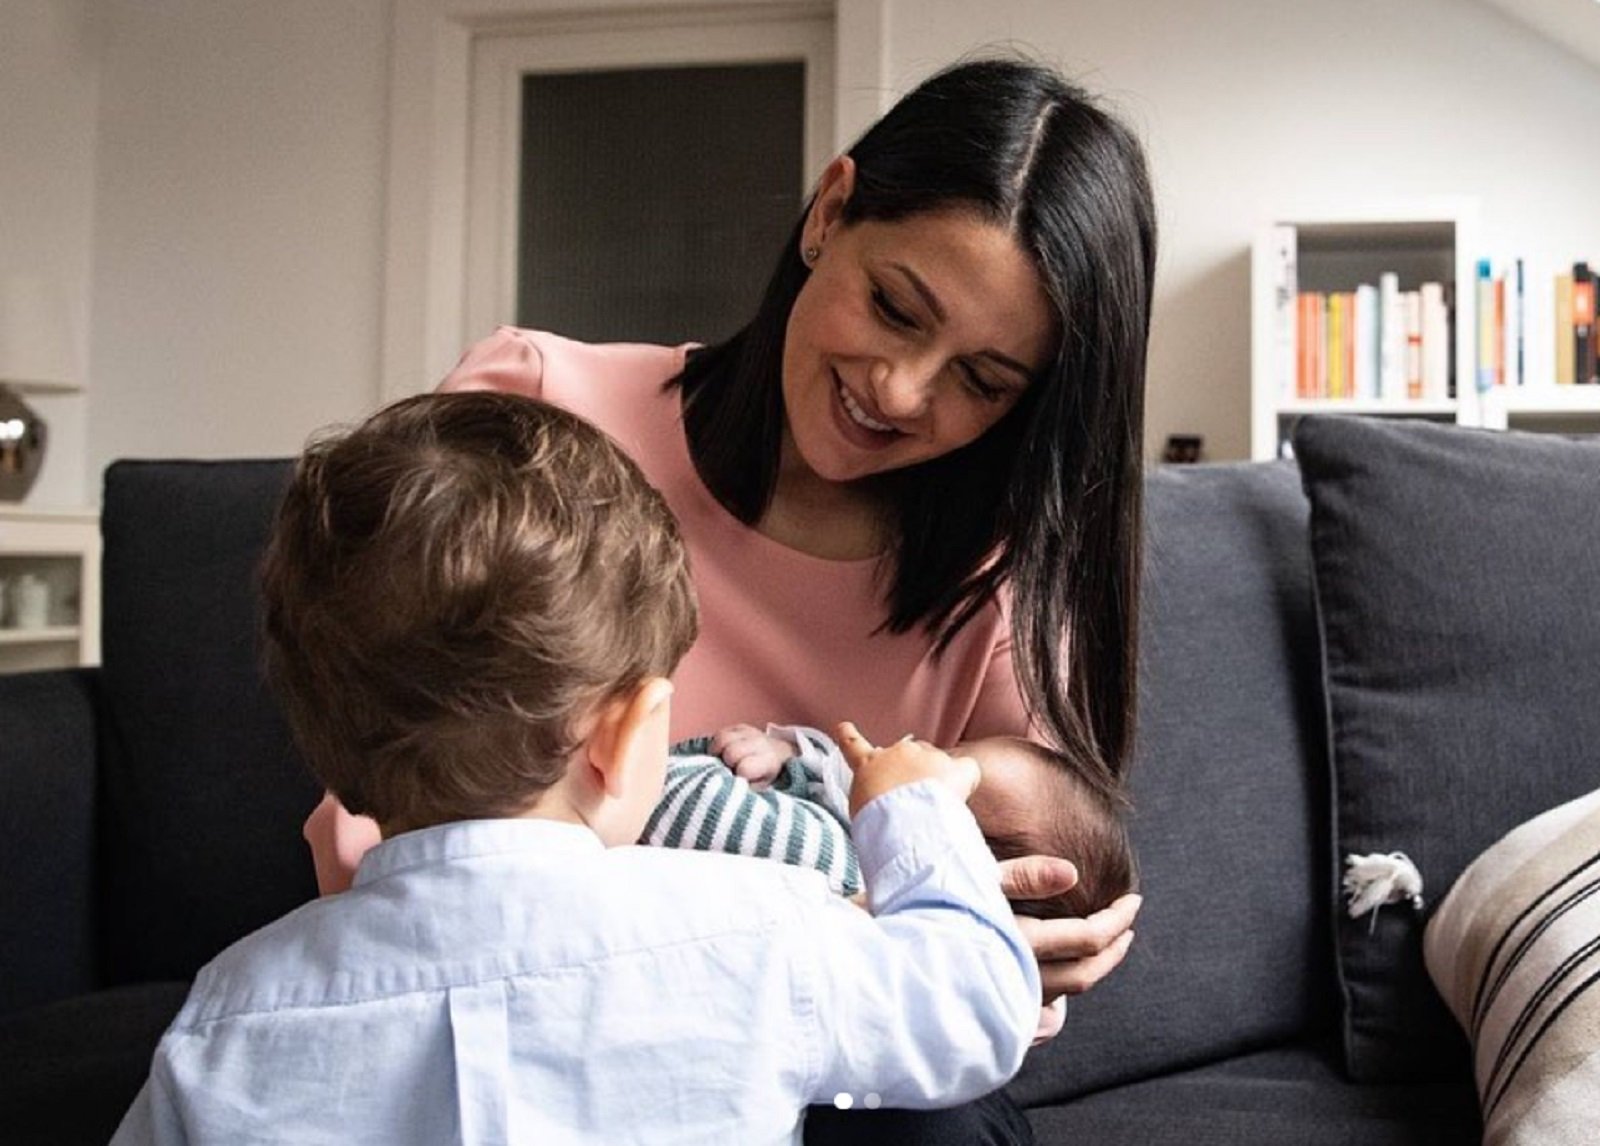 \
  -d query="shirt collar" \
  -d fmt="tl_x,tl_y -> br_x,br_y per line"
353,817 -> 604,888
